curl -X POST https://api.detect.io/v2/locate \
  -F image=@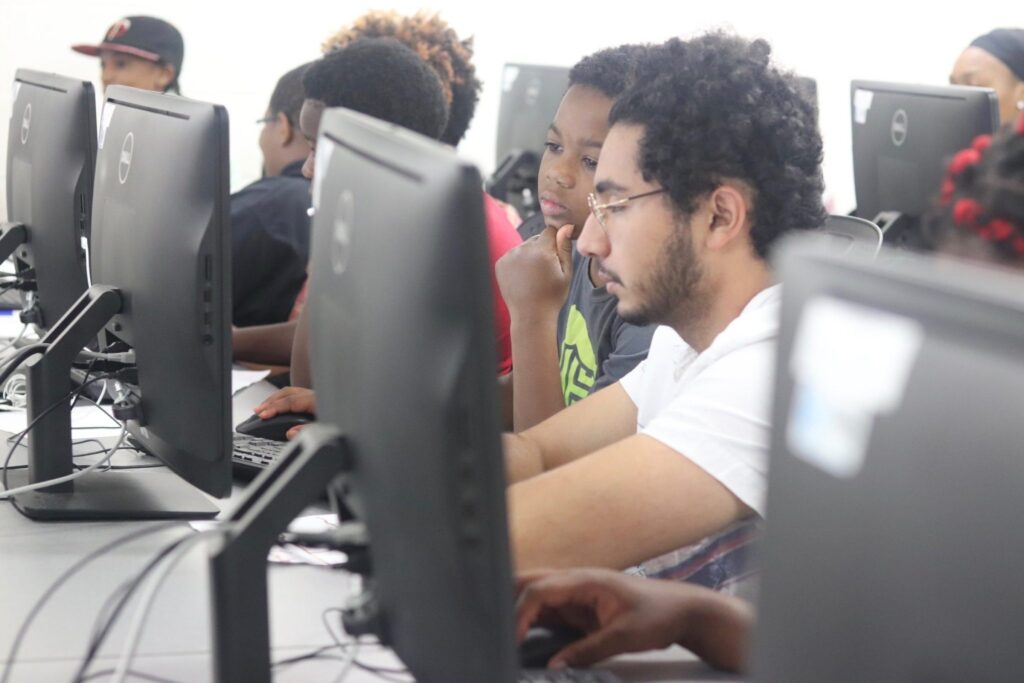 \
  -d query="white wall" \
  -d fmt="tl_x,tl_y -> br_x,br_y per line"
1,0 -> 1018,219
